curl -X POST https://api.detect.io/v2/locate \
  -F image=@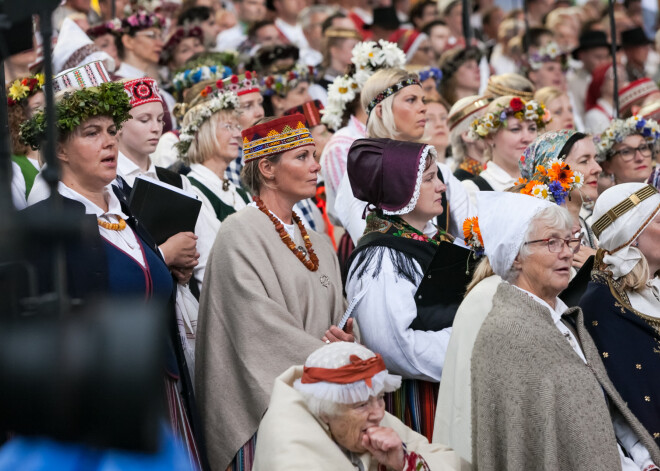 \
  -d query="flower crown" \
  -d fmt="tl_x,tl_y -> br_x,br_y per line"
527,41 -> 568,71
261,64 -> 316,97
19,82 -> 131,150
322,40 -> 406,131
87,18 -> 122,39
8,74 -> 44,106
516,158 -> 584,205
418,67 -> 442,85
594,115 -> 660,160
175,90 -> 240,160
122,11 -> 163,33
469,97 -> 550,139
172,63 -> 233,98
463,216 -> 484,255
